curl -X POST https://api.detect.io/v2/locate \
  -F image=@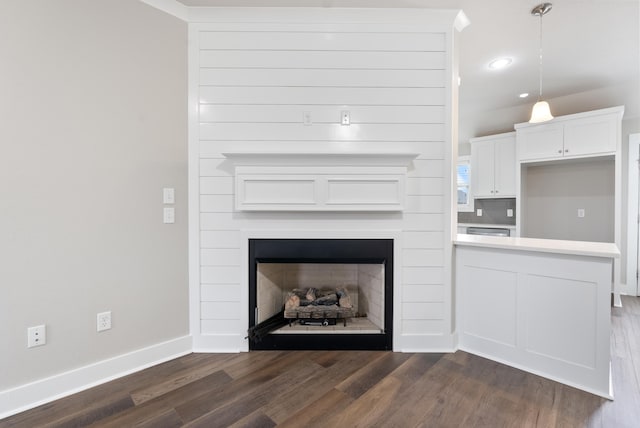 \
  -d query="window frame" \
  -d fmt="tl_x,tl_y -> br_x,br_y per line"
457,155 -> 474,212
